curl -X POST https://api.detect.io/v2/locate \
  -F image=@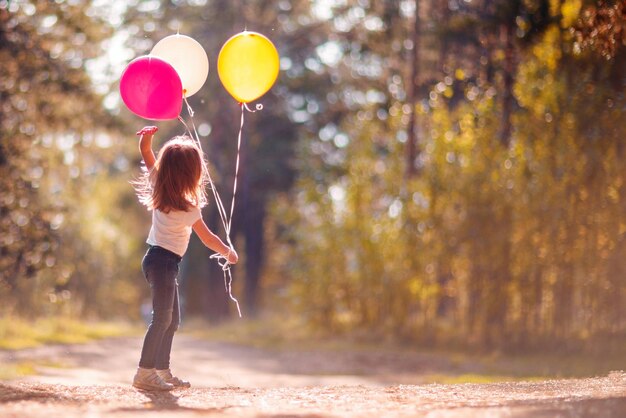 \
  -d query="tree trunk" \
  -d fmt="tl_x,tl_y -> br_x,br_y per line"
243,197 -> 265,317
405,0 -> 421,178
180,207 -> 231,322
499,22 -> 515,147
